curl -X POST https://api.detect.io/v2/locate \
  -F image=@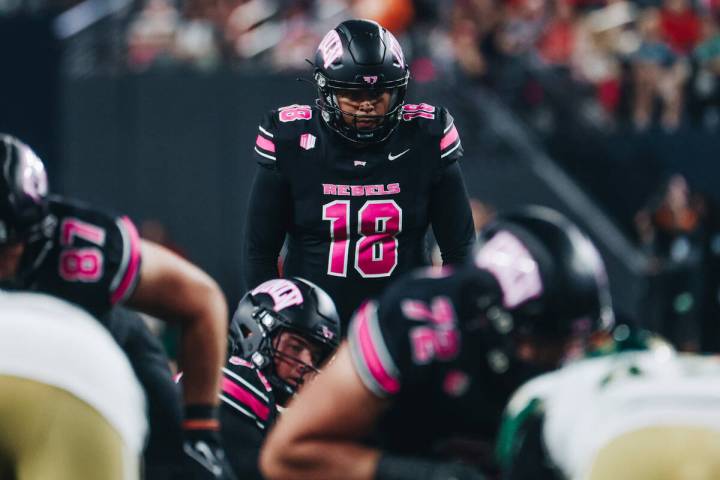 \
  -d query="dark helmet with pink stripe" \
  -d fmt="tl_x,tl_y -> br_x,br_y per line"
229,277 -> 341,400
312,19 -> 410,144
0,134 -> 52,245
471,206 -> 614,382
